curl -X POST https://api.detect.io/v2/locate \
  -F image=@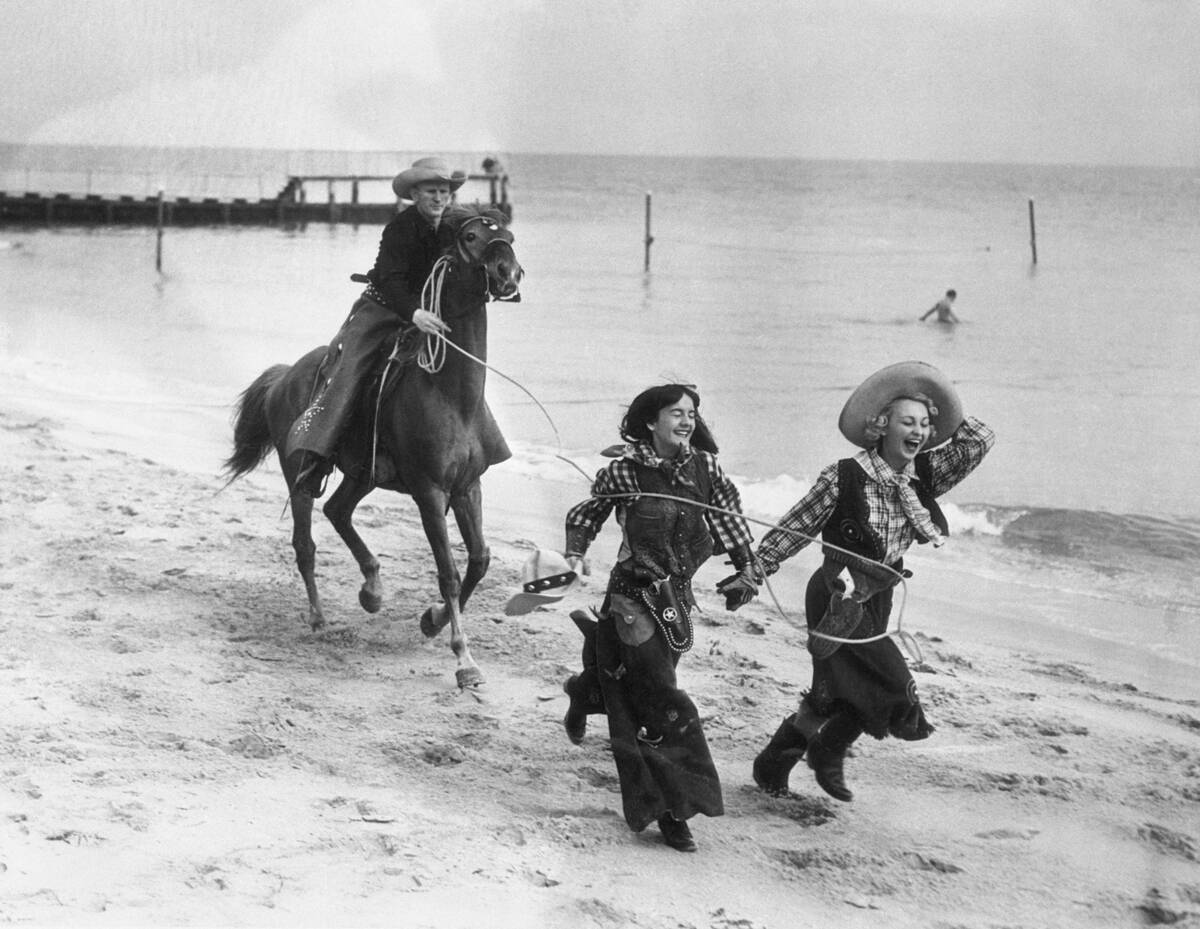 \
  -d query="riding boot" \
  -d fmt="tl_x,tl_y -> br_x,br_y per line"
294,455 -> 332,499
562,672 -> 604,745
752,716 -> 808,795
752,701 -> 826,794
563,610 -> 603,745
657,813 -> 697,853
805,710 -> 864,803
